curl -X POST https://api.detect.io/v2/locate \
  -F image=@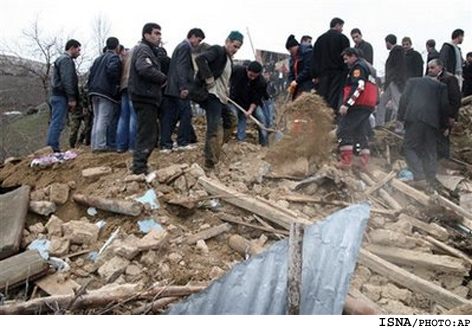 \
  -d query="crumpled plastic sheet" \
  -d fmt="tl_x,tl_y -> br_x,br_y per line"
138,219 -> 164,234
135,189 -> 160,210
28,239 -> 51,260
30,151 -> 77,168
167,203 -> 371,315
